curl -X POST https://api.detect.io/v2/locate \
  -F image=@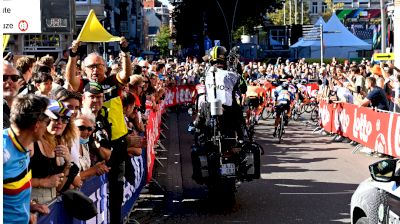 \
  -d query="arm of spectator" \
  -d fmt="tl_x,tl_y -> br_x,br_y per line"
80,161 -> 110,180
117,37 -> 131,84
127,147 -> 142,157
30,201 -> 50,215
31,173 -> 63,188
97,146 -> 112,162
65,40 -> 81,91
355,96 -> 370,107
130,113 -> 145,133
